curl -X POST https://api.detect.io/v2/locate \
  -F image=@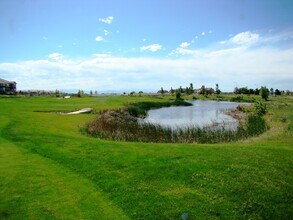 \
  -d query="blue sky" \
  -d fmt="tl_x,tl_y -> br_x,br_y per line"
0,0 -> 293,92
